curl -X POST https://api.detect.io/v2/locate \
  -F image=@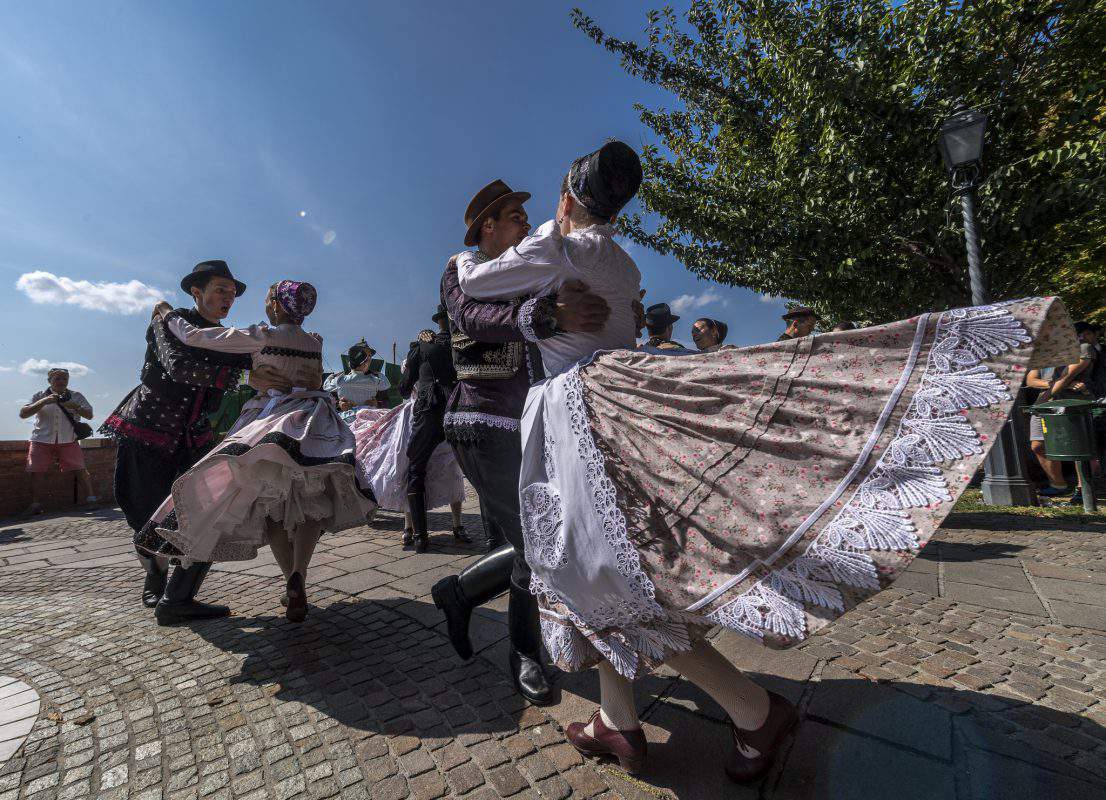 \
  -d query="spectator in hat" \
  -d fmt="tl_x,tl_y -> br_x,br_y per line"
691,318 -> 734,353
643,303 -> 688,351
19,367 -> 97,515
778,306 -> 819,341
324,339 -> 391,422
